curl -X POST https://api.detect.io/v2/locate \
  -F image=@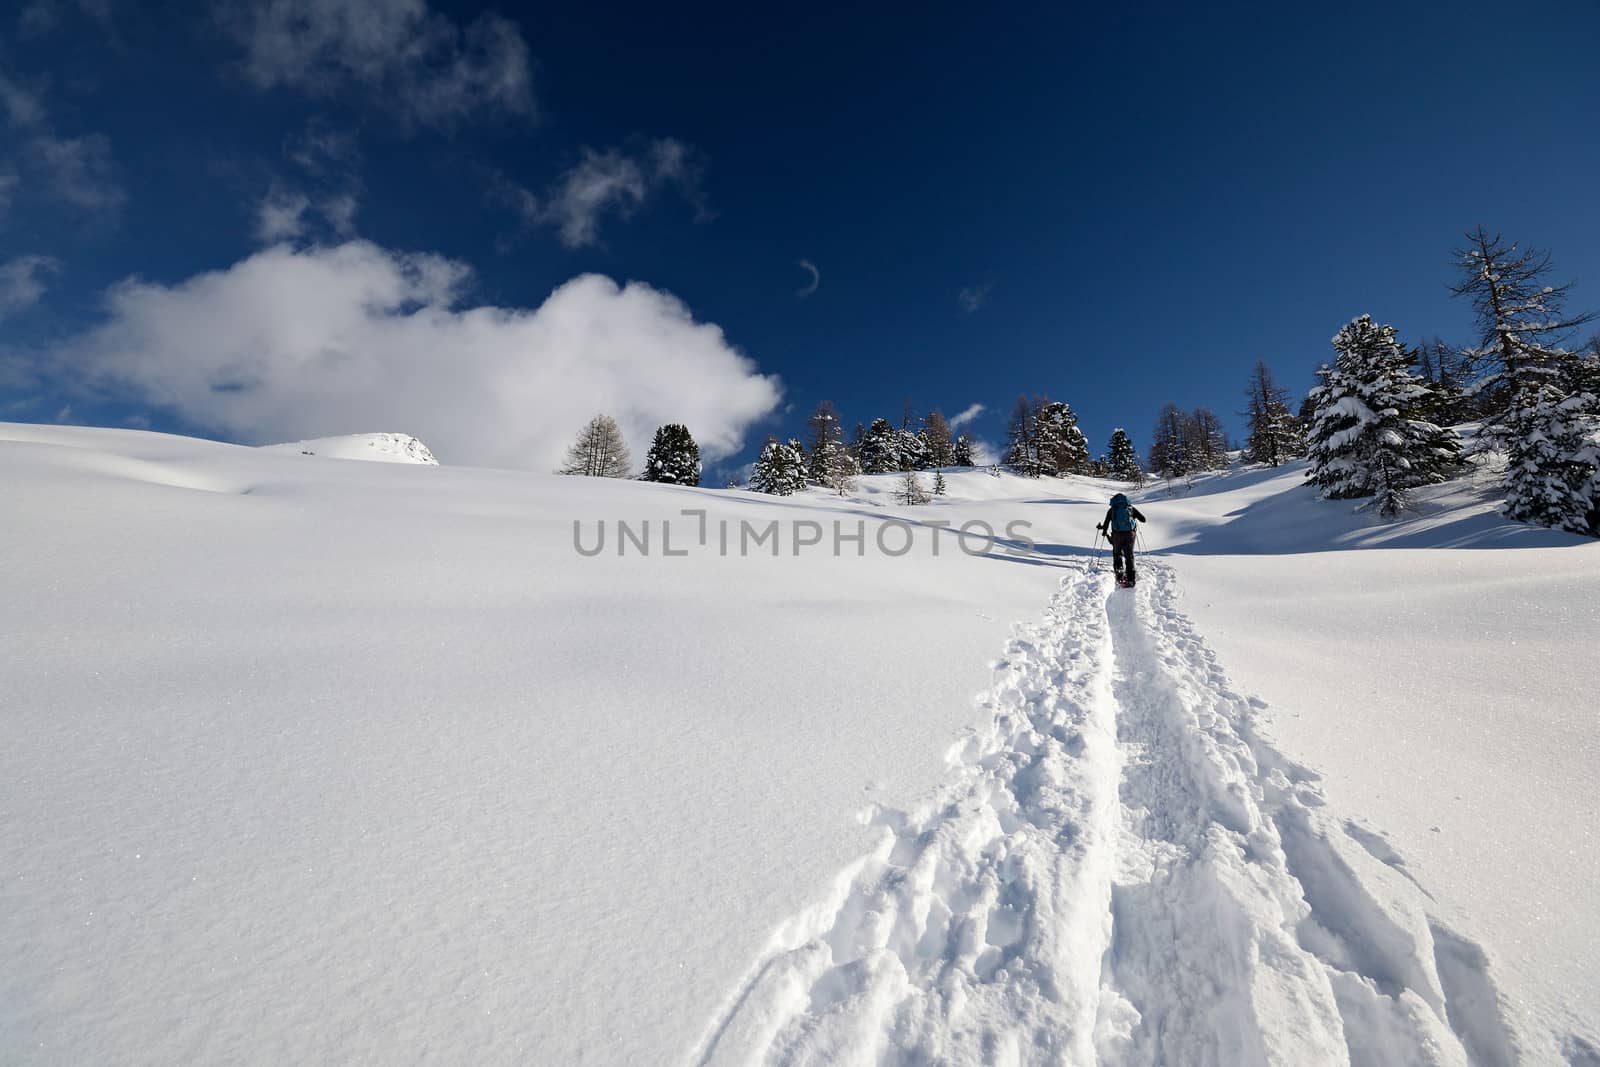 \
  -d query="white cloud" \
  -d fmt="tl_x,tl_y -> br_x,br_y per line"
252,118 -> 364,244
970,438 -> 999,466
222,0 -> 533,127
0,255 -> 60,318
255,184 -> 311,242
0,67 -> 124,216
948,402 -> 985,430
957,282 -> 992,314
493,138 -> 707,249
51,241 -> 782,470
795,259 -> 820,299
